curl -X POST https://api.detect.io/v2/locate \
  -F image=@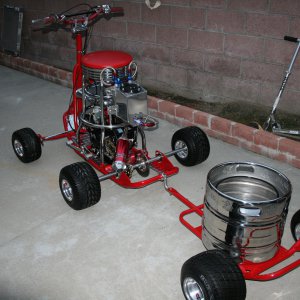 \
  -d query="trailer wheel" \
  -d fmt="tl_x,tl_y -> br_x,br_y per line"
291,209 -> 300,241
12,128 -> 42,163
59,162 -> 101,210
172,126 -> 210,166
181,250 -> 246,300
